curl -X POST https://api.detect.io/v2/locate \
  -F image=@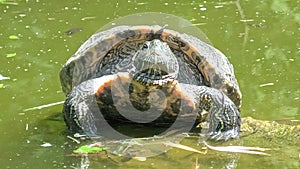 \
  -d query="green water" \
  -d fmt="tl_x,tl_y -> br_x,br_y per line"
0,0 -> 299,168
